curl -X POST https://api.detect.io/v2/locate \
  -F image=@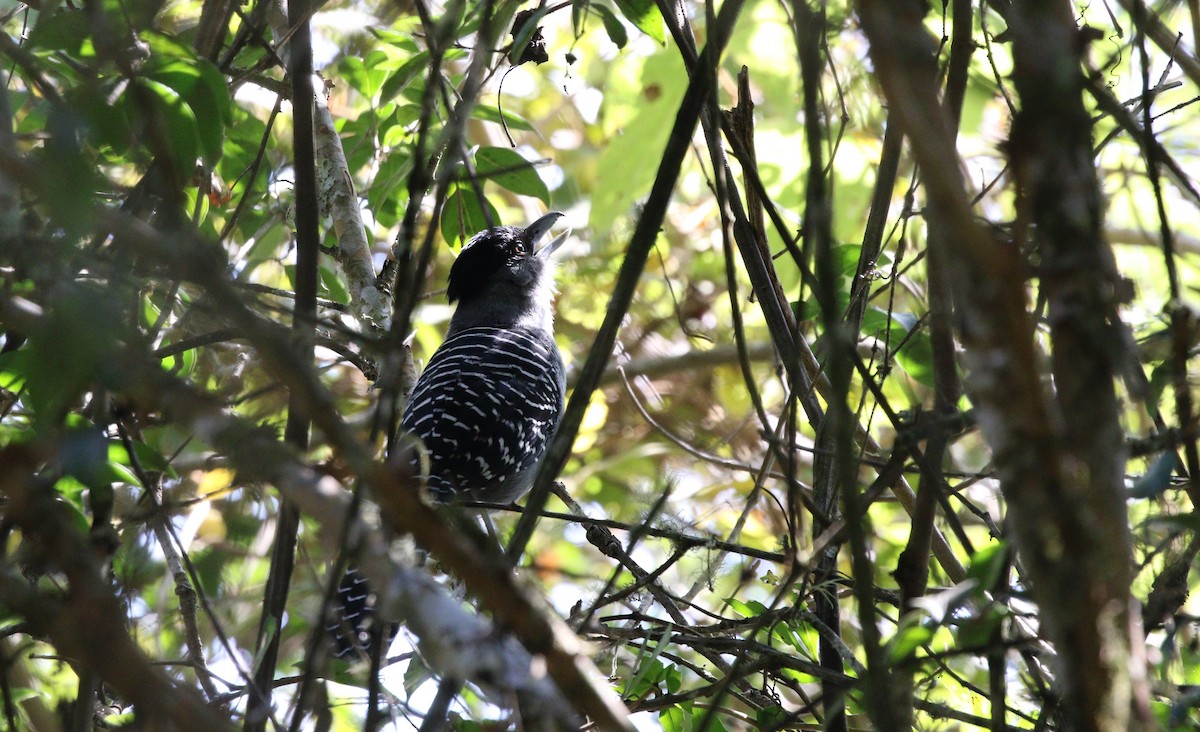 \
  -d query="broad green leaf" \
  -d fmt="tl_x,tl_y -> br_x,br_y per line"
0,350 -> 32,391
38,106 -> 100,237
26,284 -> 124,427
368,26 -> 422,52
622,625 -> 672,699
474,146 -> 550,203
756,707 -> 788,729
319,261 -> 351,306
592,3 -> 629,48
724,597 -> 768,618
379,51 -> 432,104
957,604 -> 1008,648
133,78 -> 201,172
50,477 -> 93,535
613,0 -> 665,43
660,703 -> 690,732
368,147 -> 414,229
441,187 -> 499,246
830,243 -> 863,276
341,56 -> 383,102
965,541 -> 1009,590
108,439 -> 177,477
26,10 -> 91,54
894,329 -> 935,387
473,103 -> 534,131
141,29 -> 199,59
68,85 -> 133,155
144,56 -> 232,165
887,621 -> 934,663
